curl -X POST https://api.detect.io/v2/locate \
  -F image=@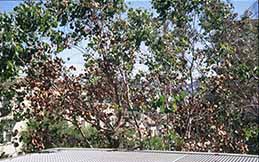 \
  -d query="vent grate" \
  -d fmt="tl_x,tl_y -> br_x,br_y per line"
176,154 -> 259,162
0,149 -> 258,162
